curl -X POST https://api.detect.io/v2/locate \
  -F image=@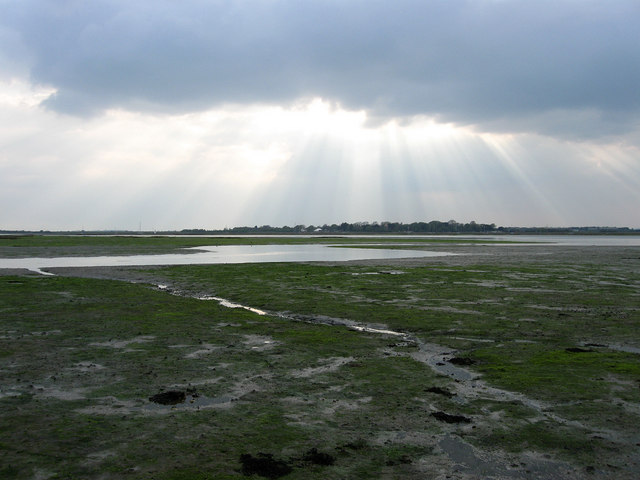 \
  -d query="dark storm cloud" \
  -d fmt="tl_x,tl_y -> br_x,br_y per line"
2,0 -> 639,138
